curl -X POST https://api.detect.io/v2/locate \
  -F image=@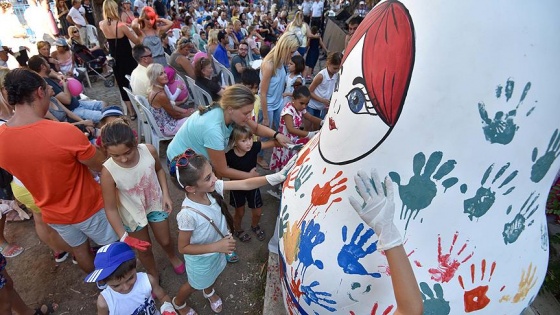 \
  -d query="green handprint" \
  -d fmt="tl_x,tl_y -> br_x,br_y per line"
420,282 -> 451,315
295,164 -> 313,191
389,151 -> 458,230
502,192 -> 539,244
462,163 -> 517,220
279,205 -> 290,238
478,79 -> 534,145
530,128 -> 560,183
